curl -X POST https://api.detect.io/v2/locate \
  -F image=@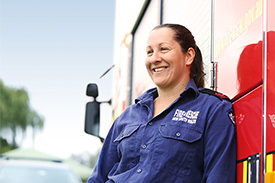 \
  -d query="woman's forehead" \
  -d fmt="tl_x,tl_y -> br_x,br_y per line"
147,28 -> 176,45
